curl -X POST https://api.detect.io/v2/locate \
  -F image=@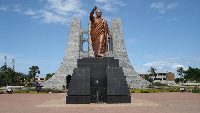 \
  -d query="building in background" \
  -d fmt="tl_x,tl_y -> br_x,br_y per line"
35,76 -> 46,84
139,72 -> 175,84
